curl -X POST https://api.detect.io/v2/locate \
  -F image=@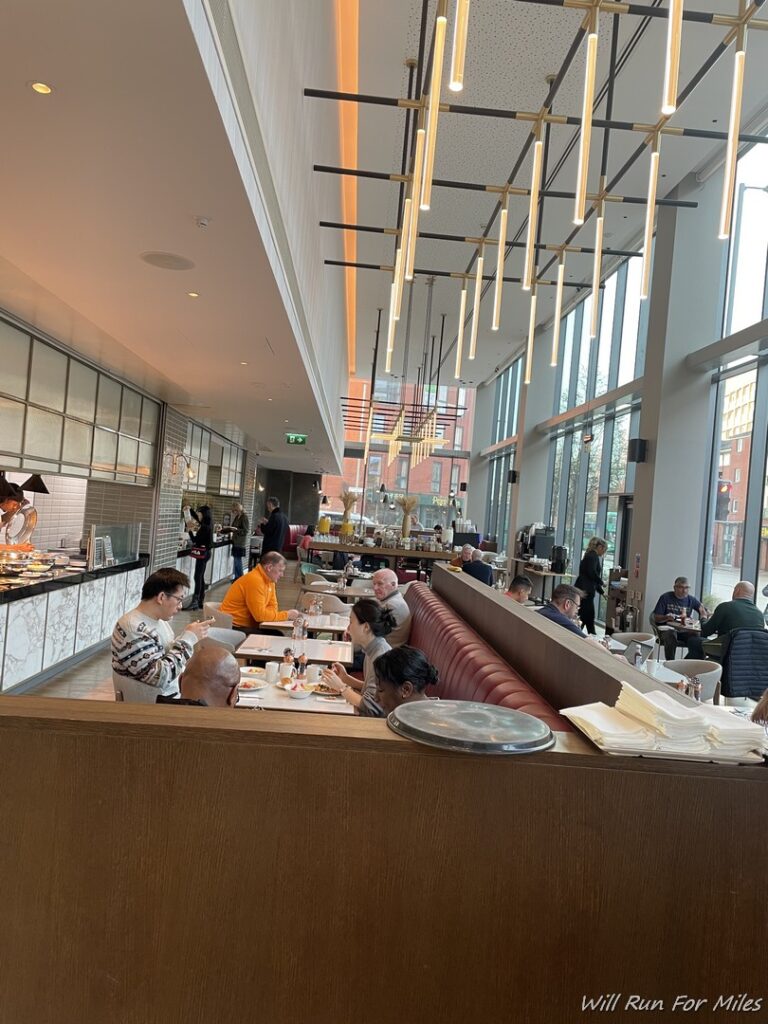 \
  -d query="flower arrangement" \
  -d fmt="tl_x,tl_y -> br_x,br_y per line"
339,489 -> 357,536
